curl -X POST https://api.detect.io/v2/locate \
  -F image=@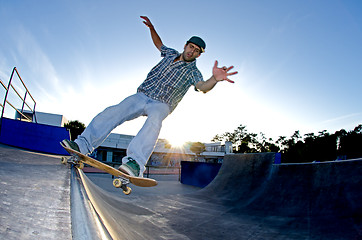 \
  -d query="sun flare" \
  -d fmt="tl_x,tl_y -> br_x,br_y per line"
166,137 -> 186,148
